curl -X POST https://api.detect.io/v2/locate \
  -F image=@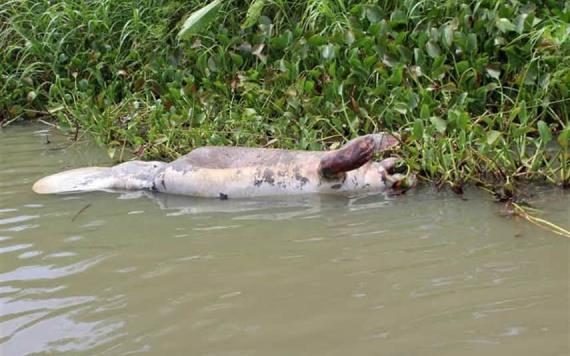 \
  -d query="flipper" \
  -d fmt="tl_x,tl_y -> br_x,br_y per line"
32,161 -> 166,194
318,135 -> 376,178
32,167 -> 116,194
318,134 -> 400,178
